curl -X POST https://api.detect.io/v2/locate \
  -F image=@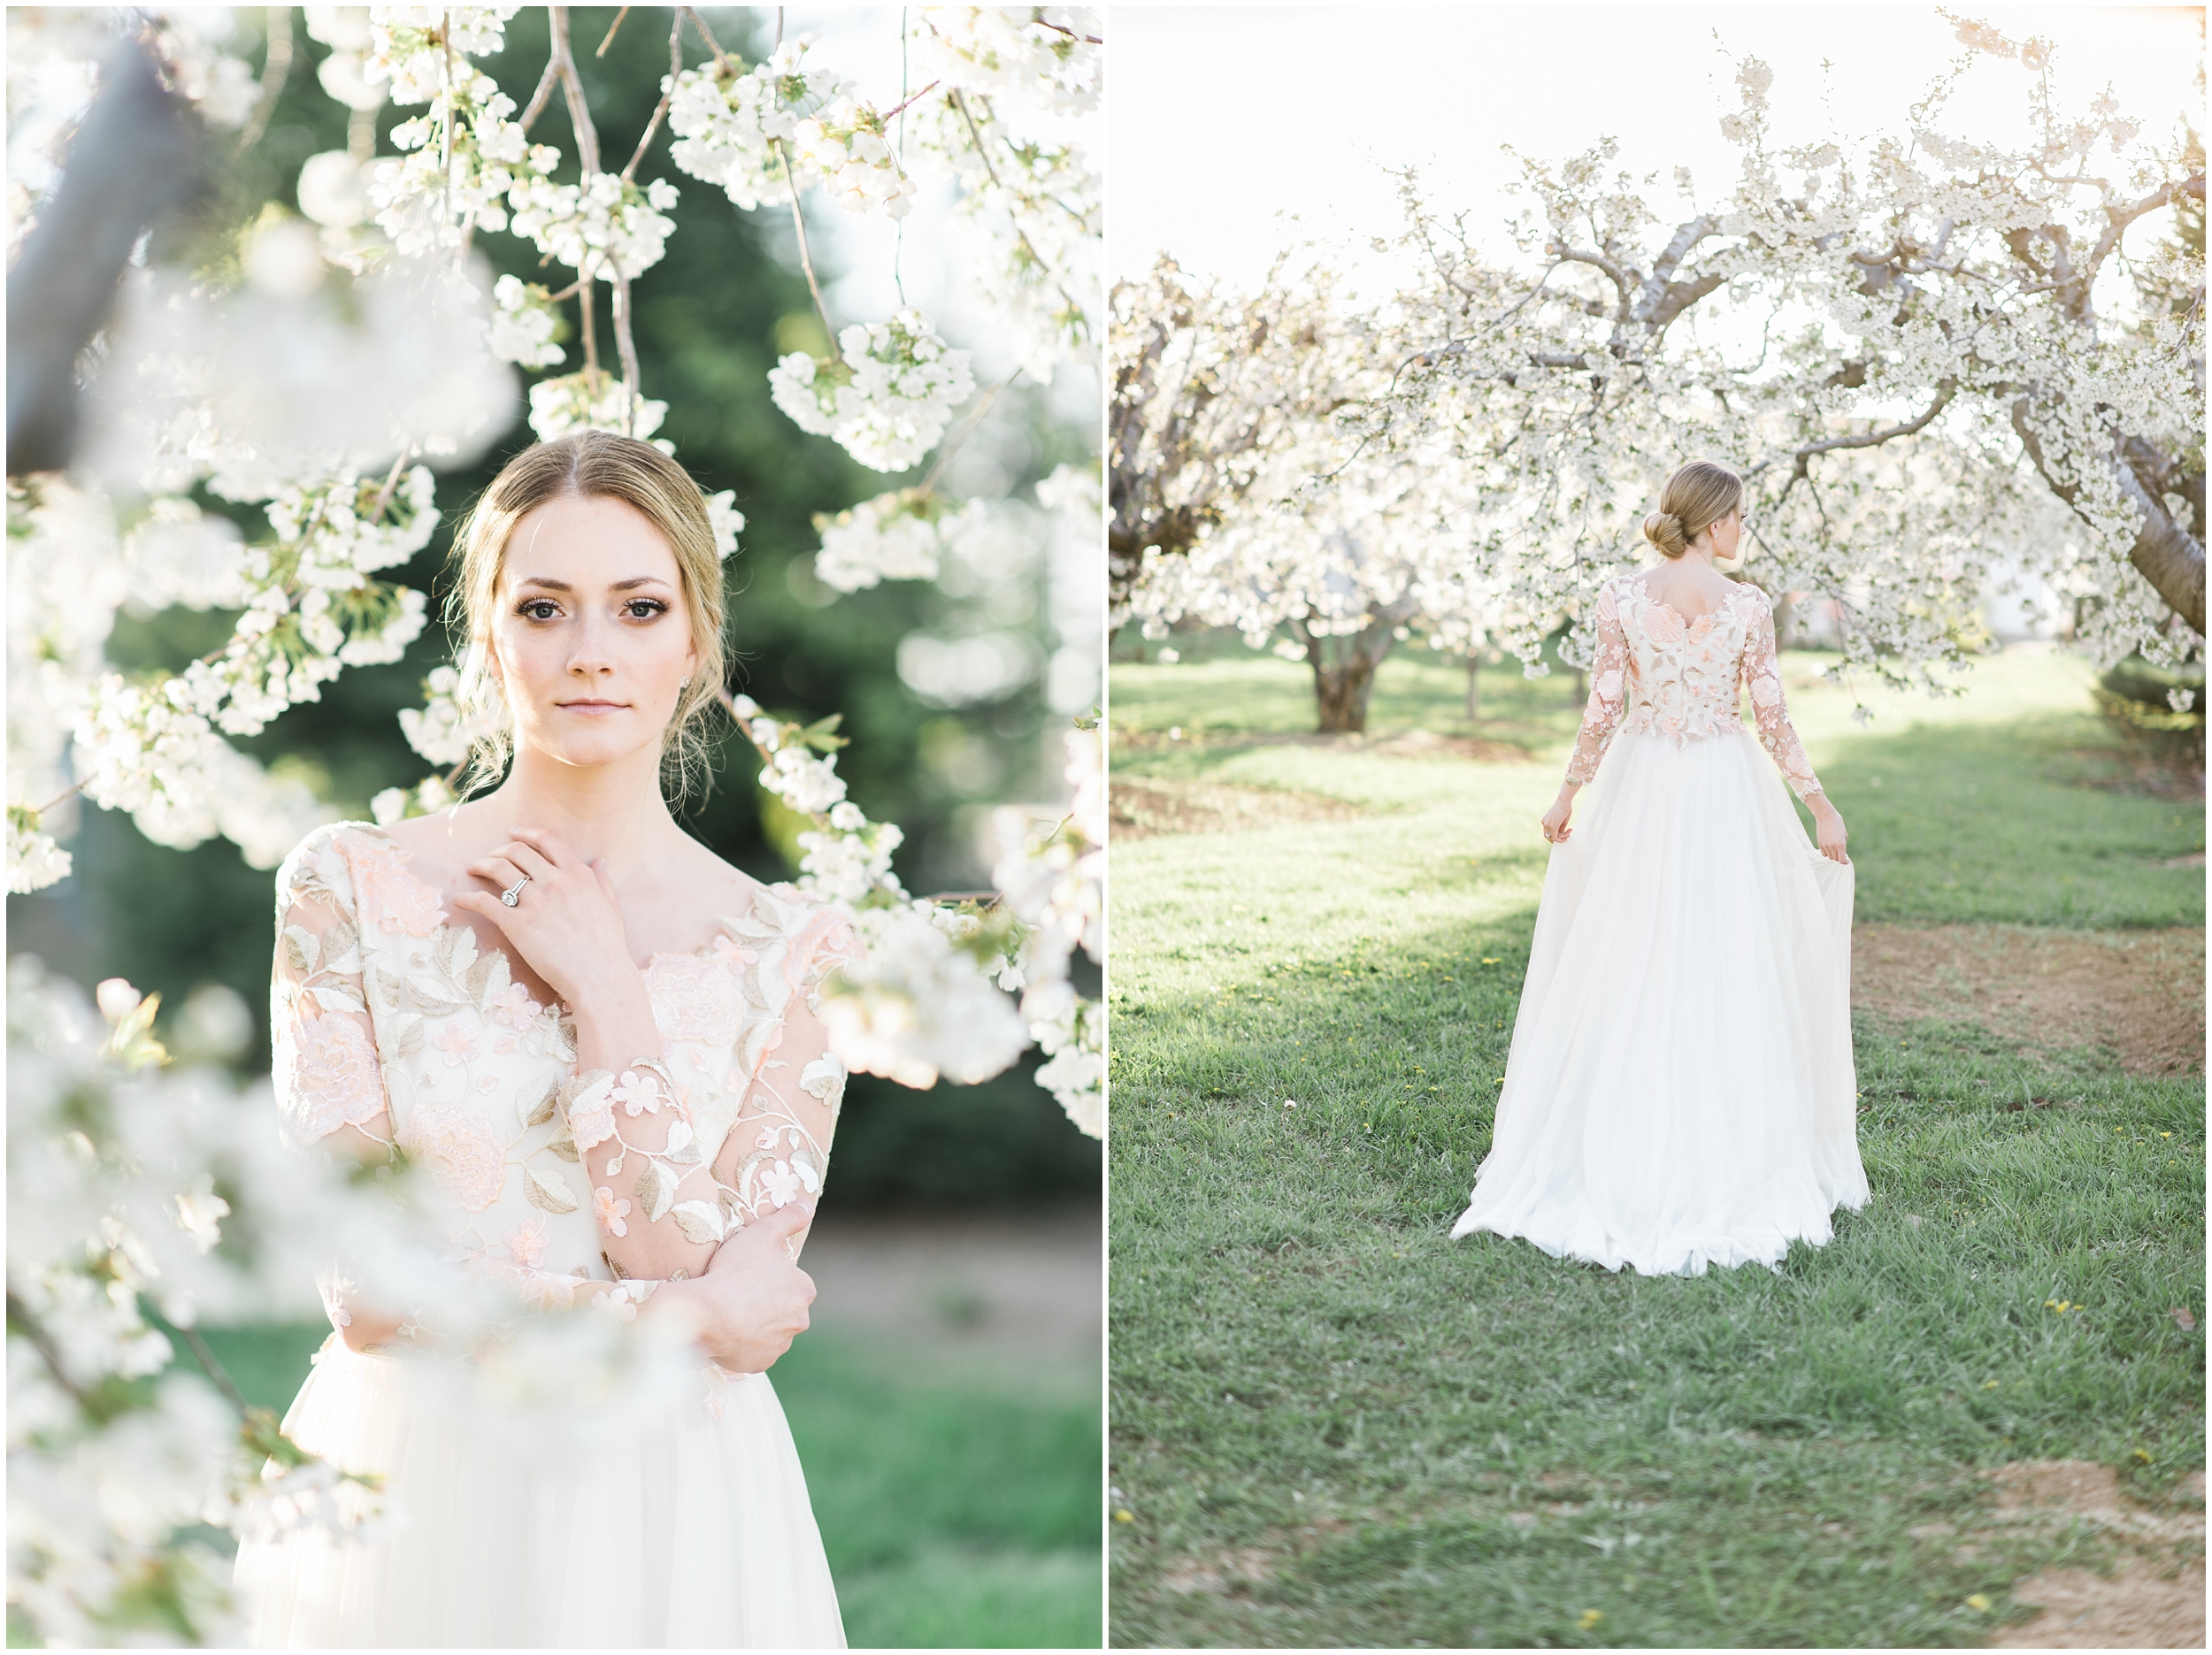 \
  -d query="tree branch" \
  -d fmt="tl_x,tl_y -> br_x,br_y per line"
7,40 -> 196,475
2014,400 -> 2205,635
